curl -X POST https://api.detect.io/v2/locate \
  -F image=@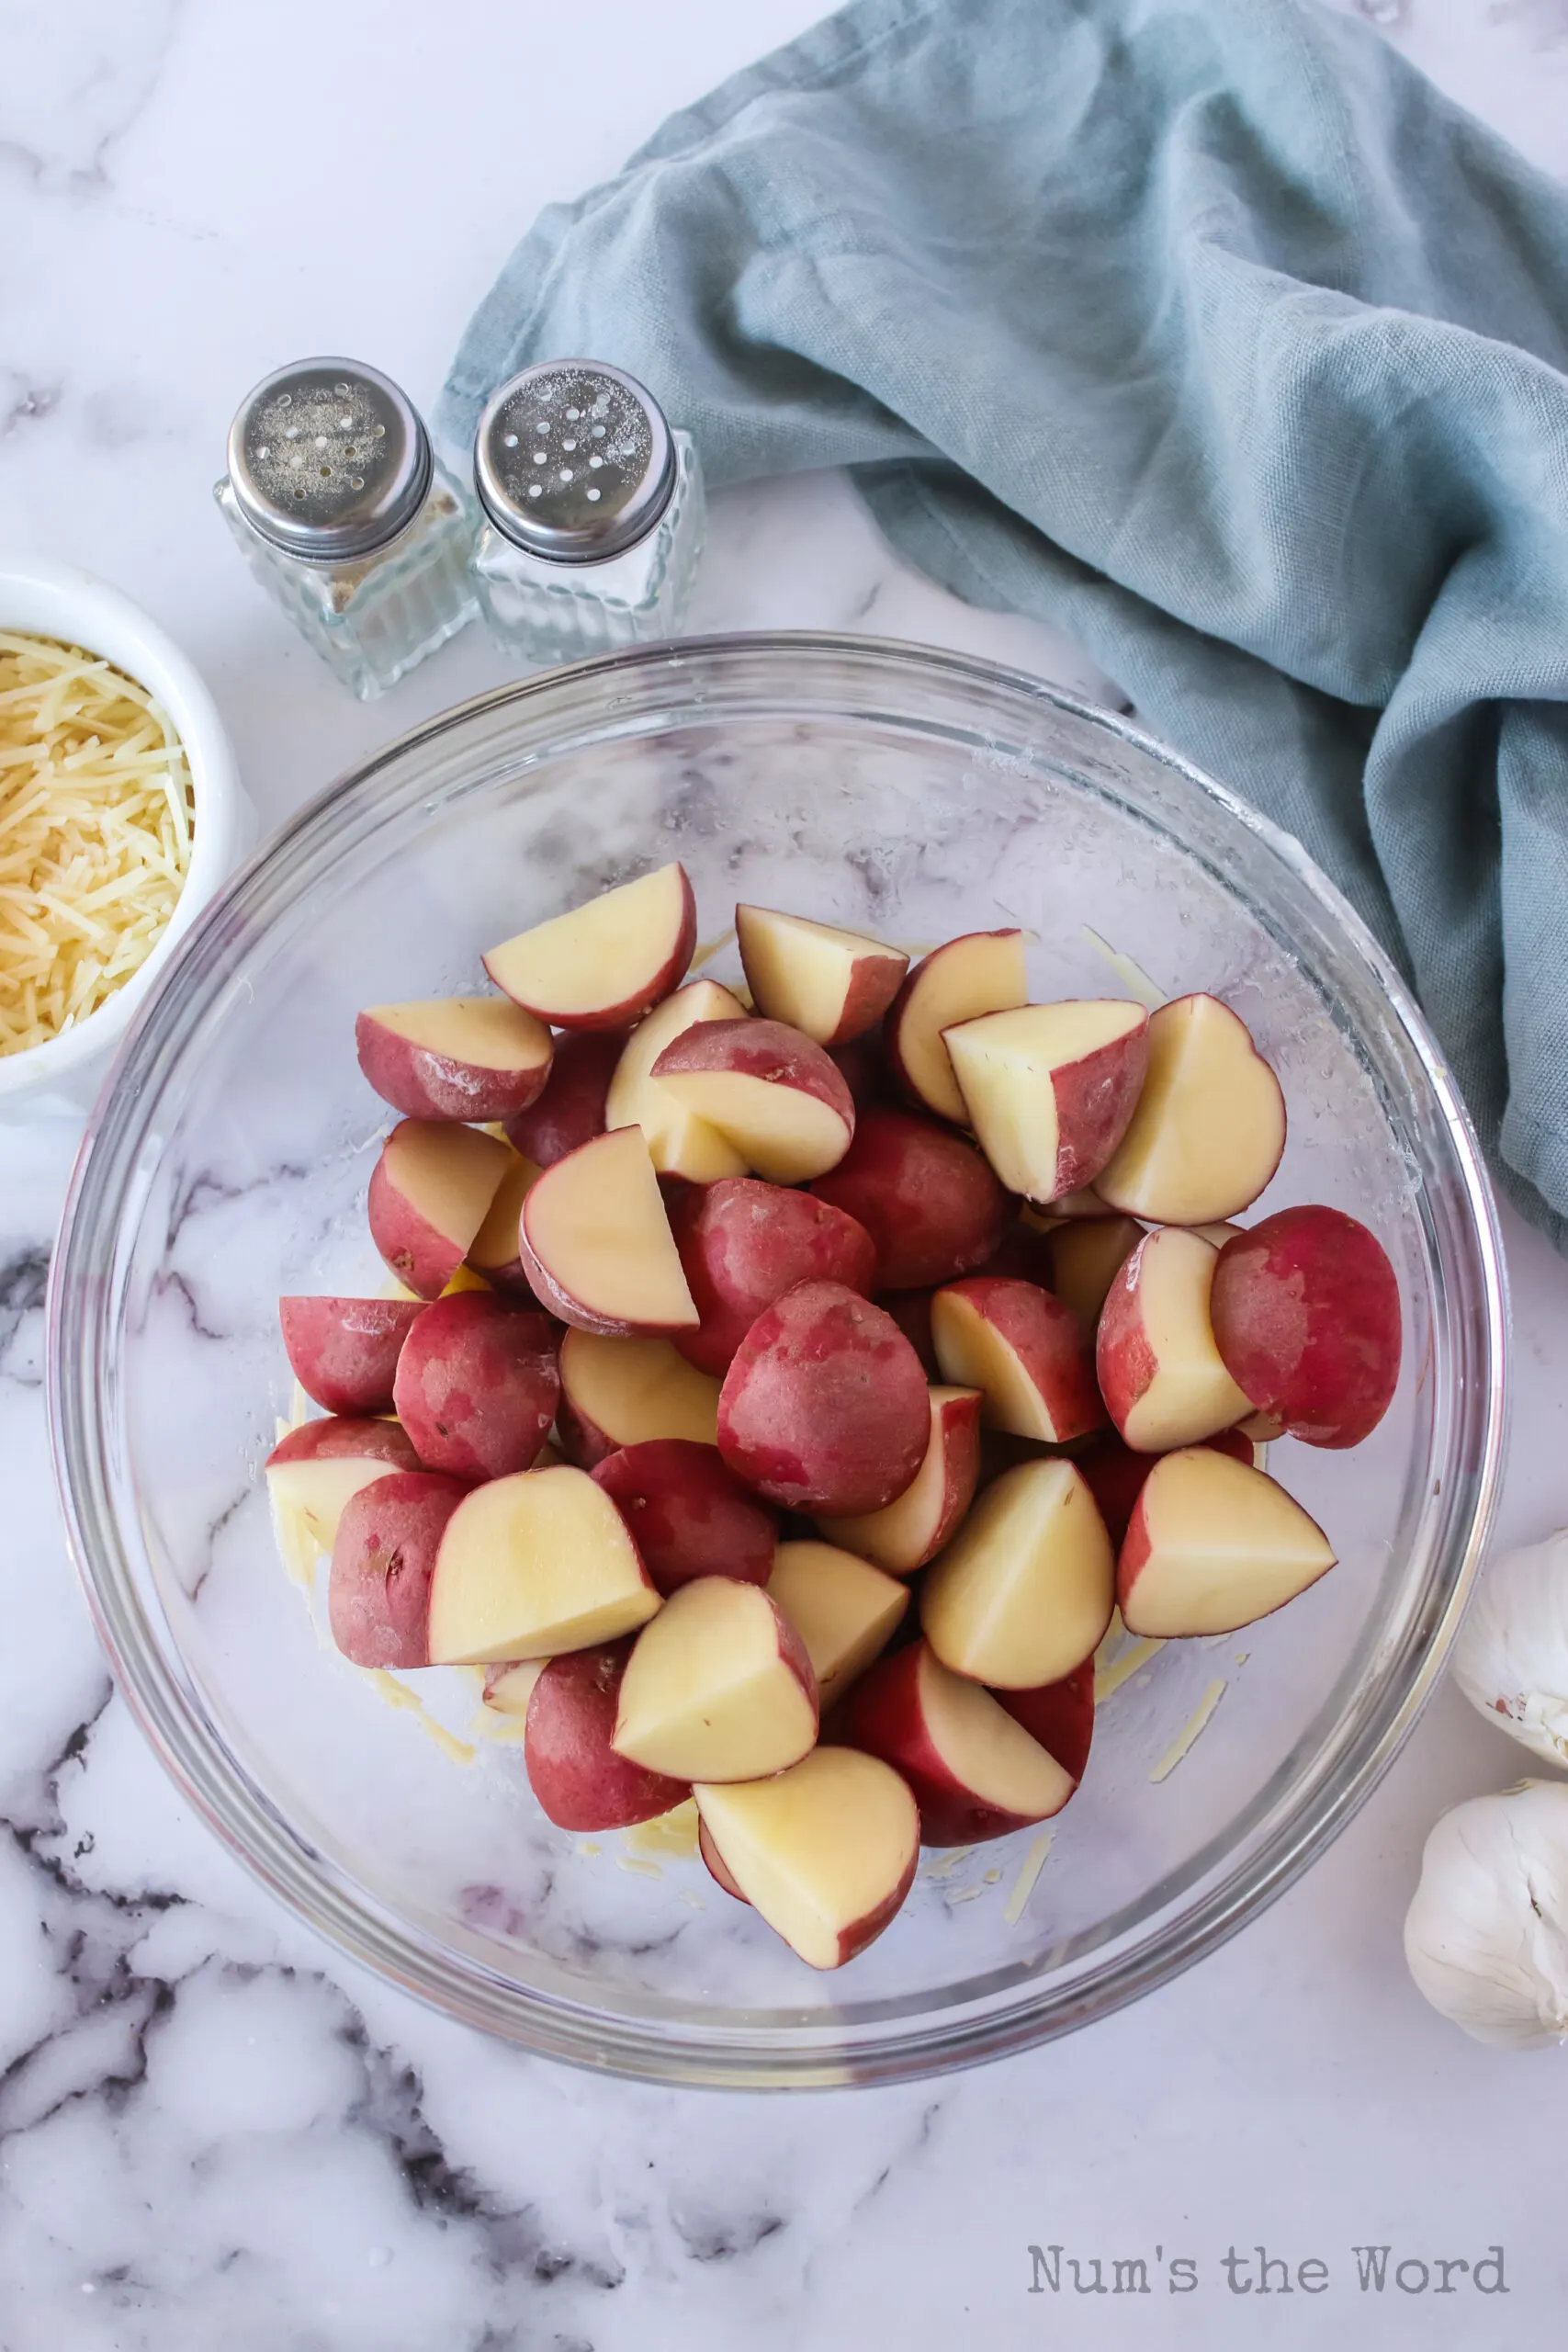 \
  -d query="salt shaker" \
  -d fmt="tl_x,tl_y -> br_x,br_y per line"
470,361 -> 705,663
215,358 -> 478,699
